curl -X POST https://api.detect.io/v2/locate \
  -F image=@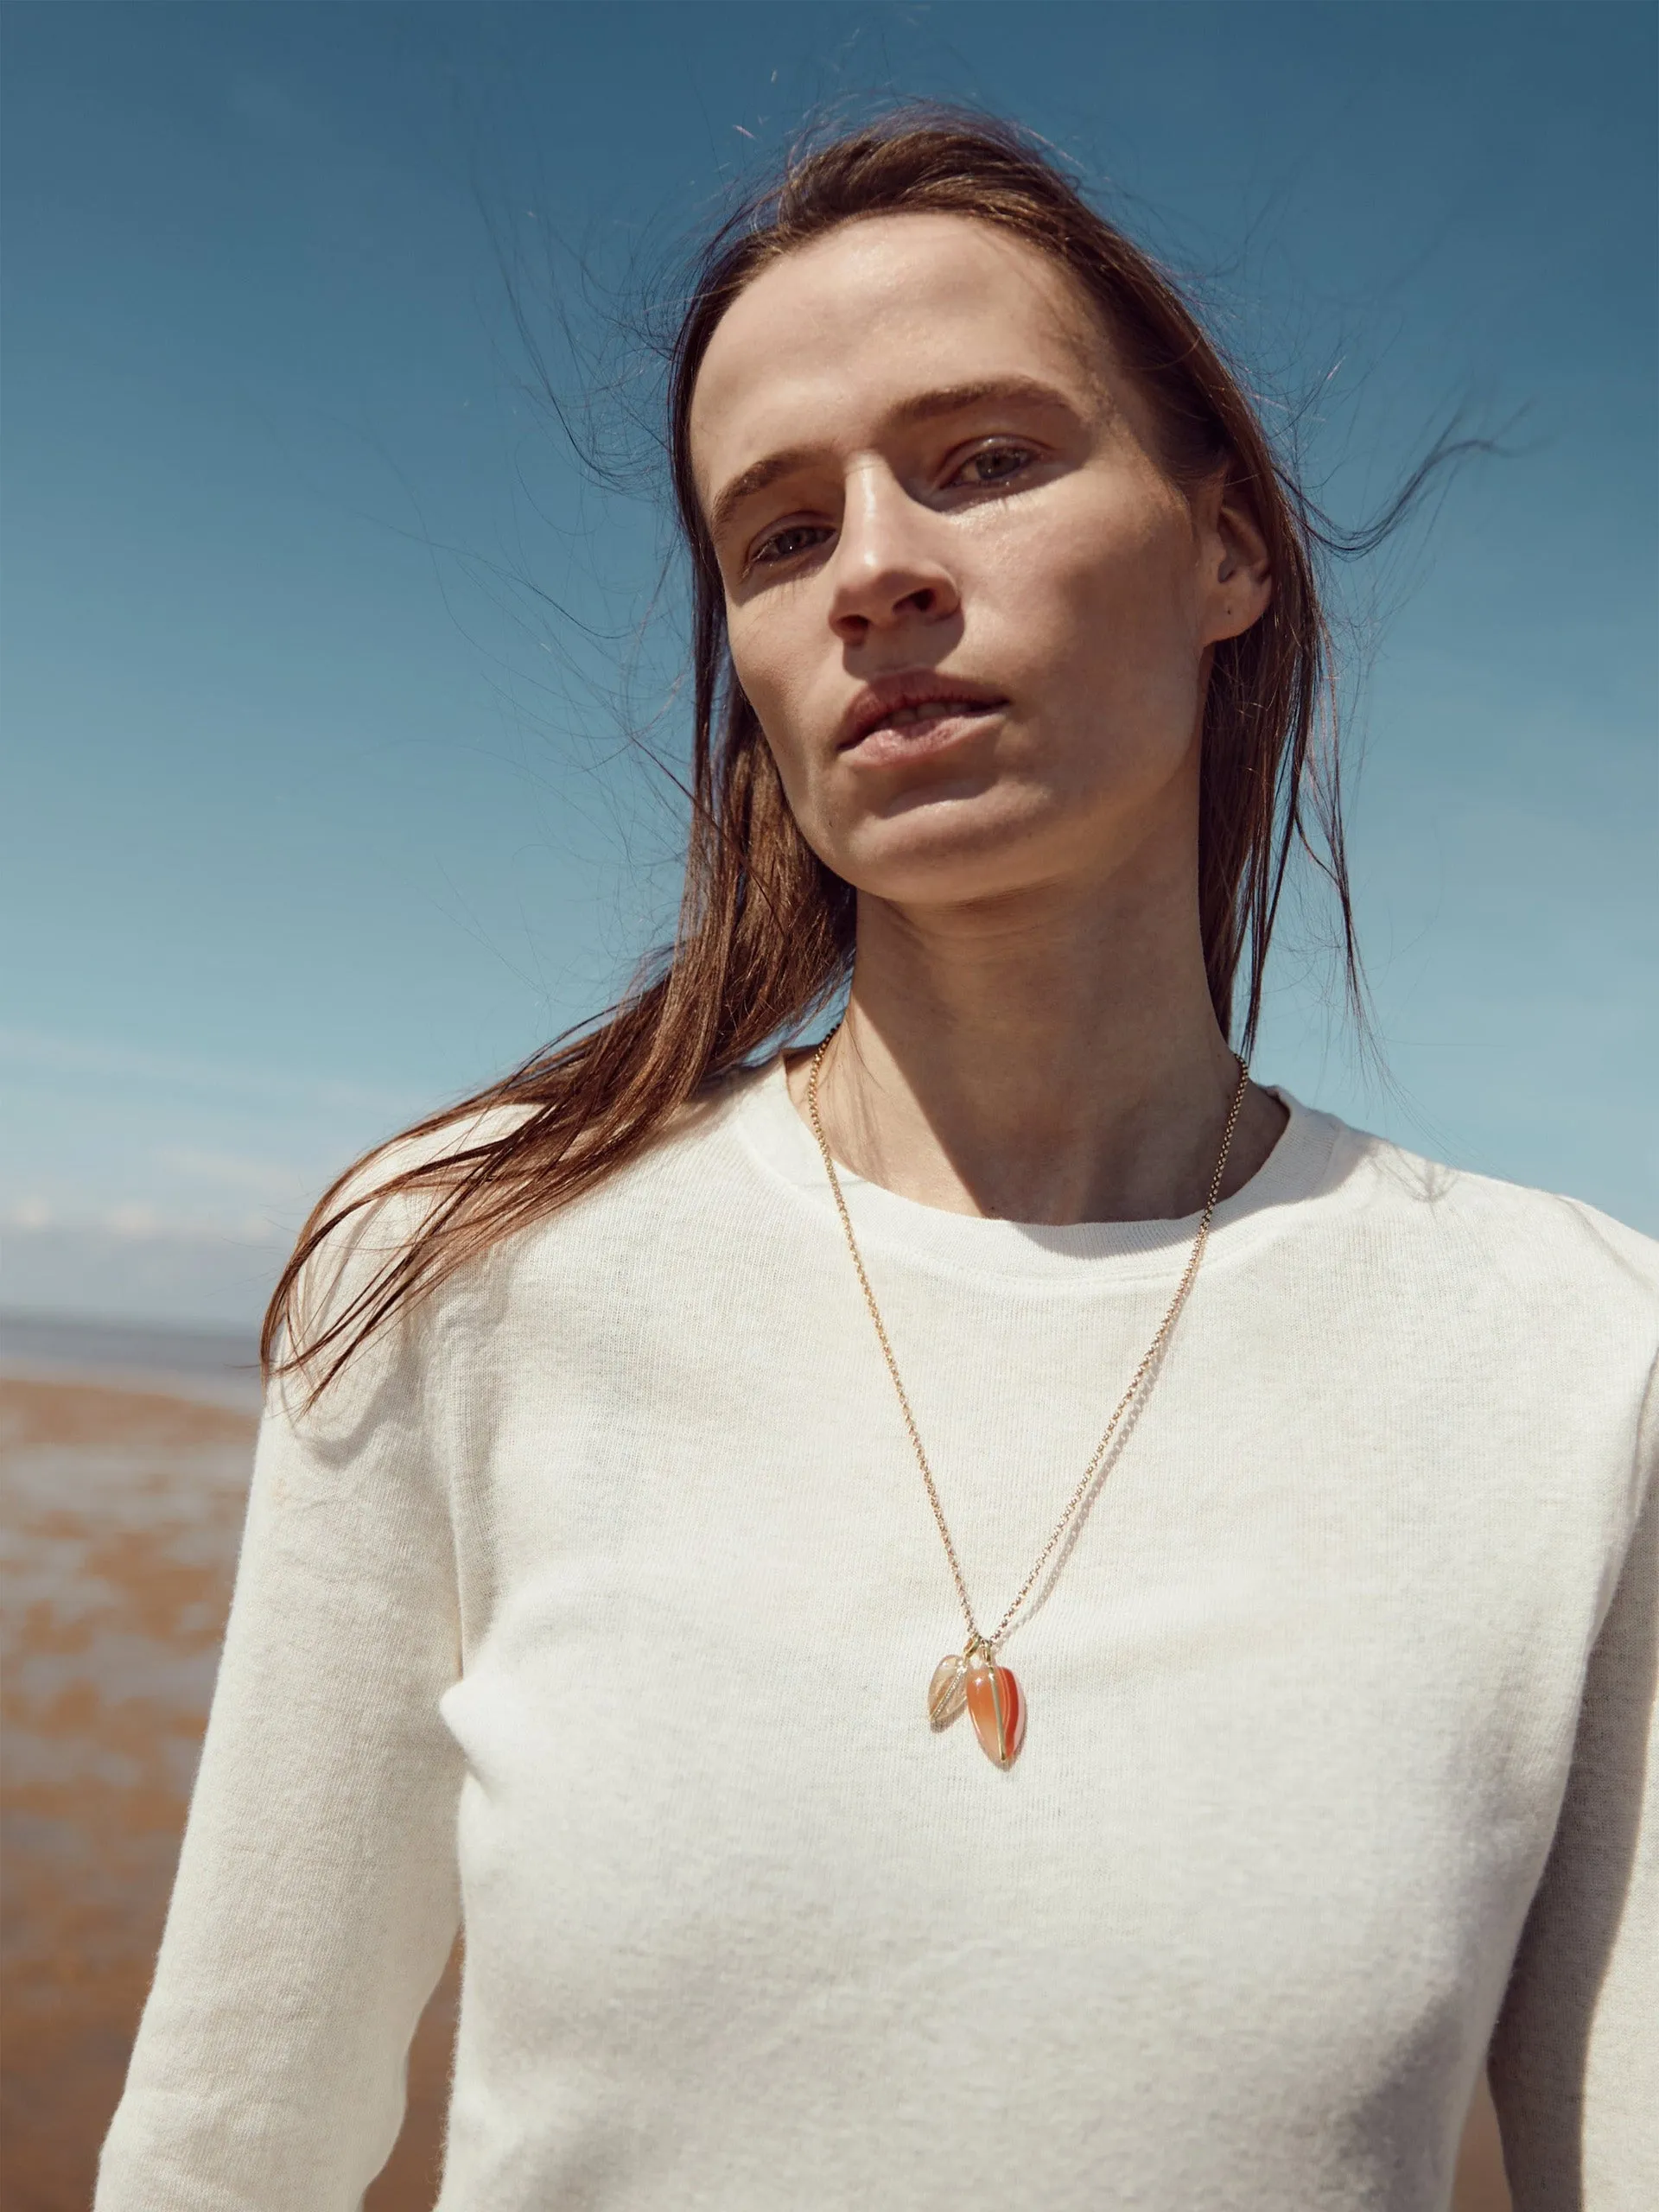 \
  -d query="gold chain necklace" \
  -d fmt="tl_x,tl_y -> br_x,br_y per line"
806,1030 -> 1250,1770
